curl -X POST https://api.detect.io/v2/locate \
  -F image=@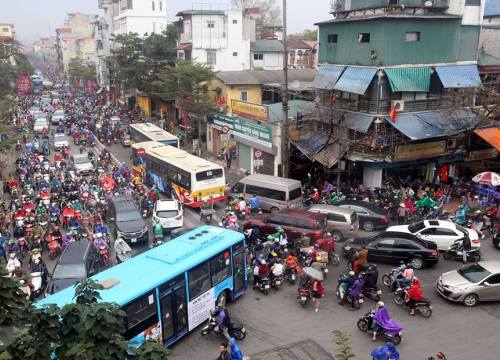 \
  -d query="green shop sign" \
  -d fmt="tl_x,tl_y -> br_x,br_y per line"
213,113 -> 272,149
